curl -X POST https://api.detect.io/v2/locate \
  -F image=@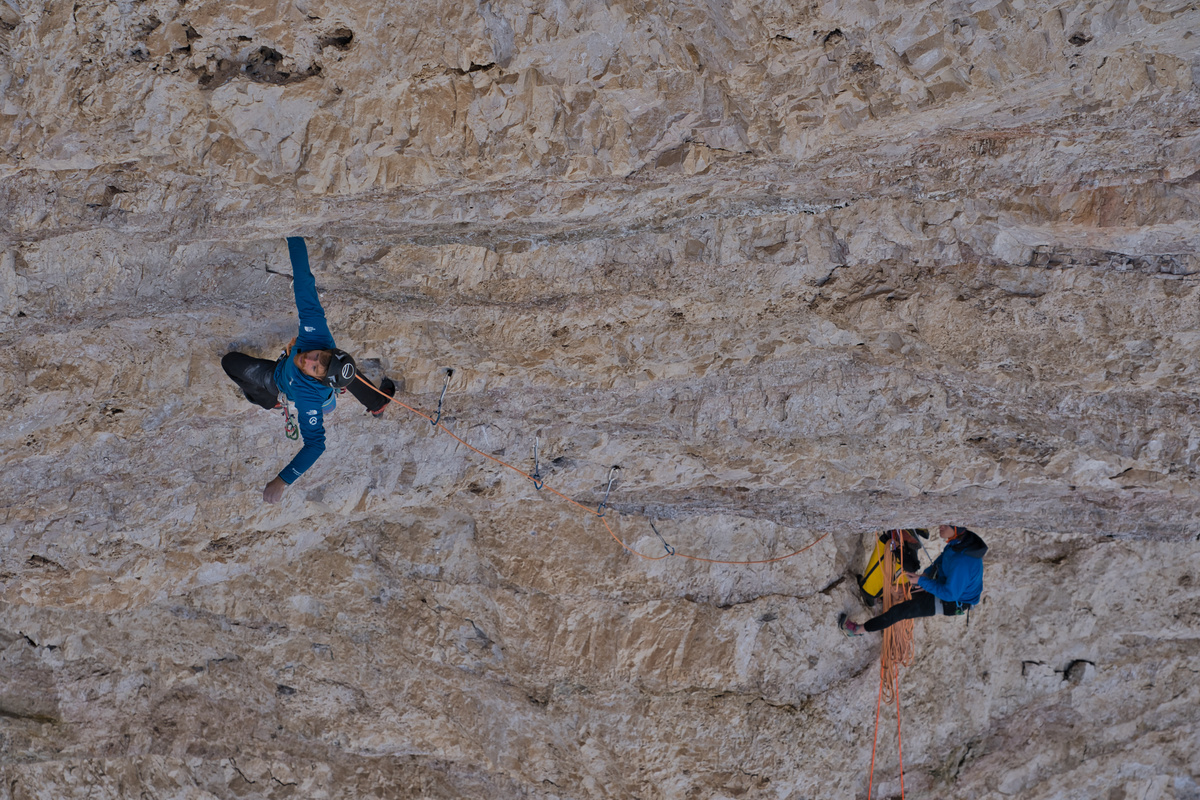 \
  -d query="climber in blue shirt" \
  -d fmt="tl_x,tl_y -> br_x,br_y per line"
222,237 -> 396,504
839,525 -> 988,636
